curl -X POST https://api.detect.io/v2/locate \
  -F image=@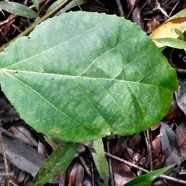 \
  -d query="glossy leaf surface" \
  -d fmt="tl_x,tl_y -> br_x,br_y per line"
0,12 -> 178,142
